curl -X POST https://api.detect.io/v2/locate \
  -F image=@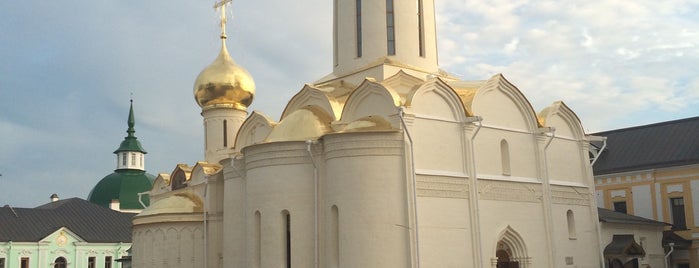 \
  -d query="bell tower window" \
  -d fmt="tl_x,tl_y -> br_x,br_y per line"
355,0 -> 362,57
223,119 -> 228,147
386,0 -> 395,55
417,0 -> 425,57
